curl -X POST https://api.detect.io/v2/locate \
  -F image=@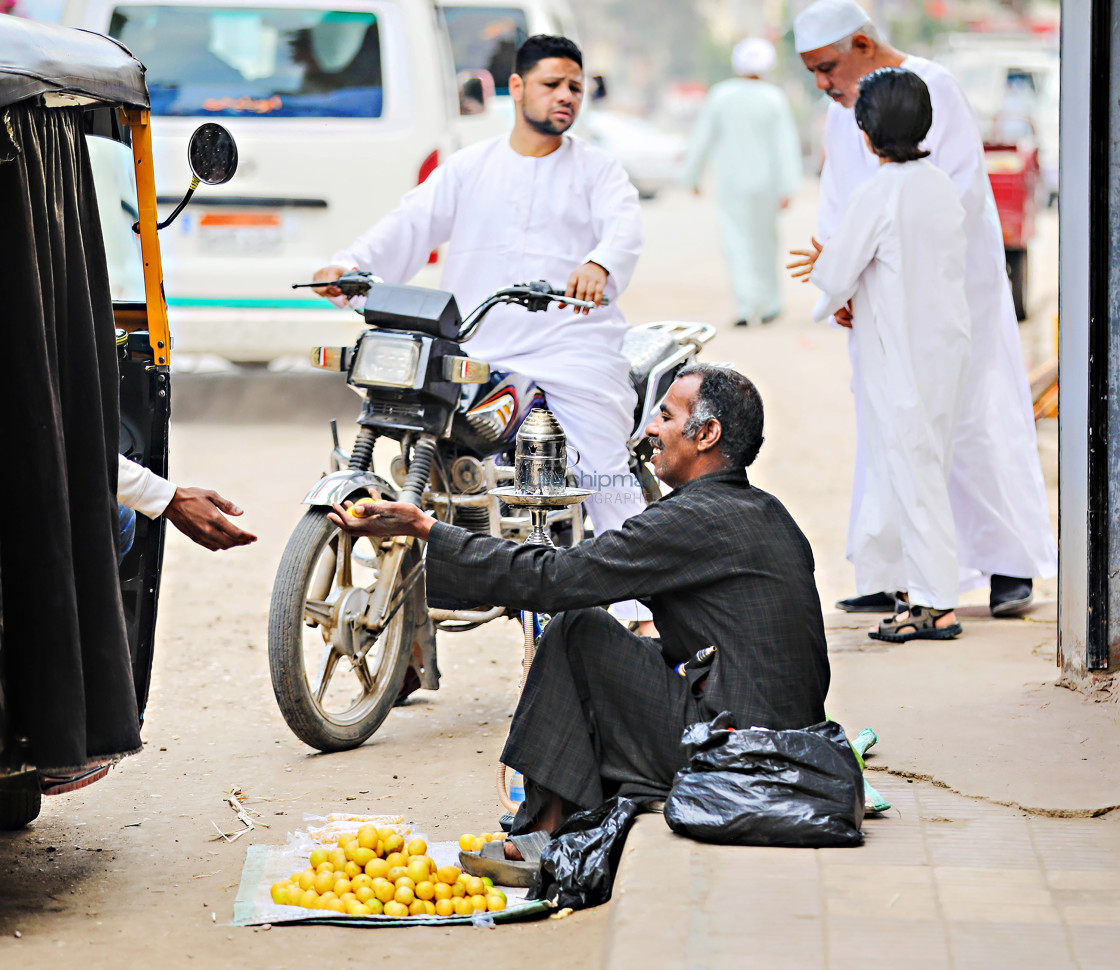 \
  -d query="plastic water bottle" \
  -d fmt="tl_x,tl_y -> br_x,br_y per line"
509,770 -> 526,805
